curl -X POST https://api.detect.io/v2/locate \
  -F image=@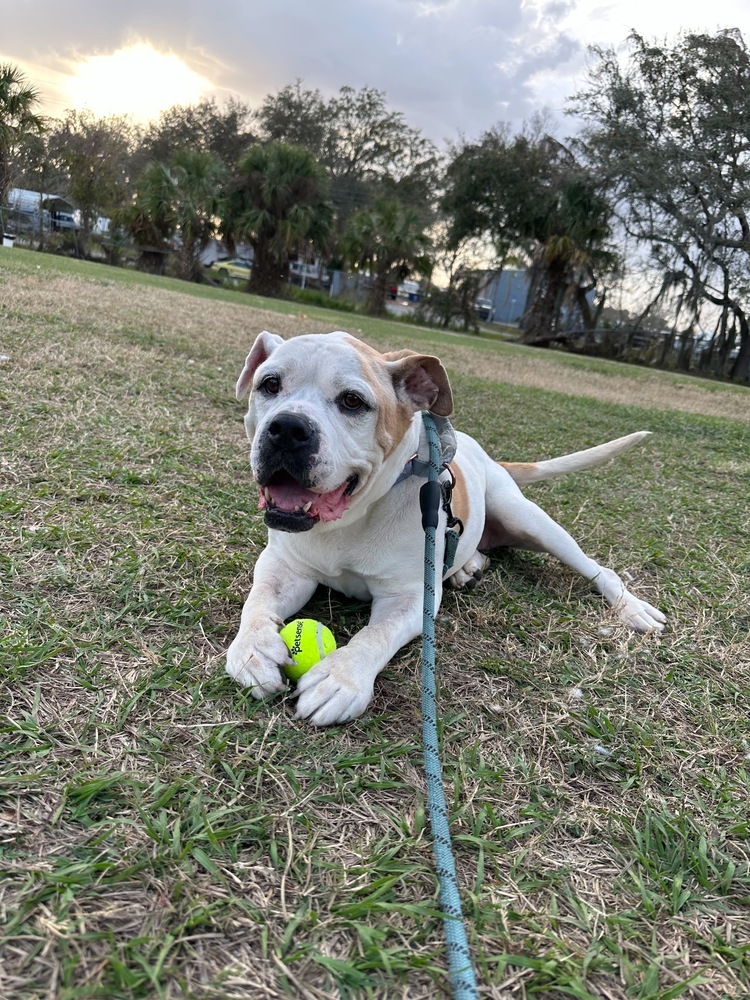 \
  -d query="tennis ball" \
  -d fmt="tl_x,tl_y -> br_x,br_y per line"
279,618 -> 337,682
